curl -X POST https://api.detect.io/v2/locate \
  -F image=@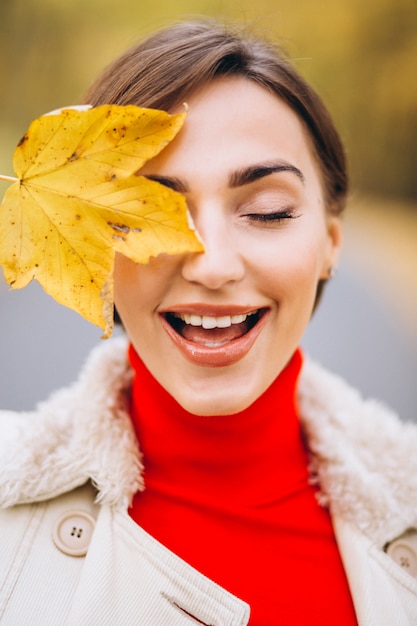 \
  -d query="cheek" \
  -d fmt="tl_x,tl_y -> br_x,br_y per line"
113,258 -> 161,331
113,255 -> 187,337
113,257 -> 140,314
246,230 -> 327,296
